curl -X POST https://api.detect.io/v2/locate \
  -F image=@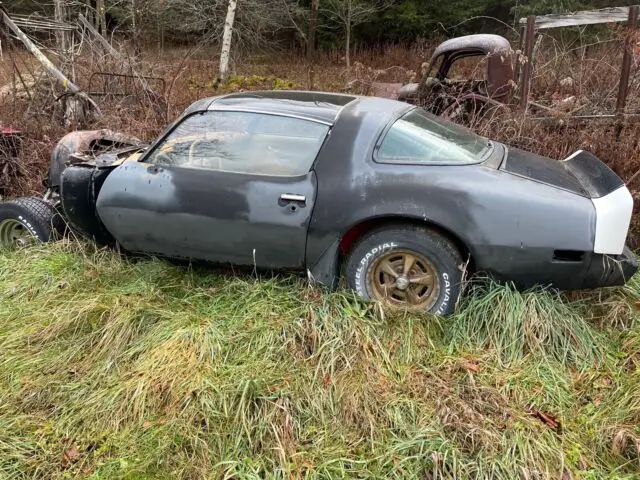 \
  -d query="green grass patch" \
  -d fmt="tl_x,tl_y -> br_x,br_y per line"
0,242 -> 639,479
